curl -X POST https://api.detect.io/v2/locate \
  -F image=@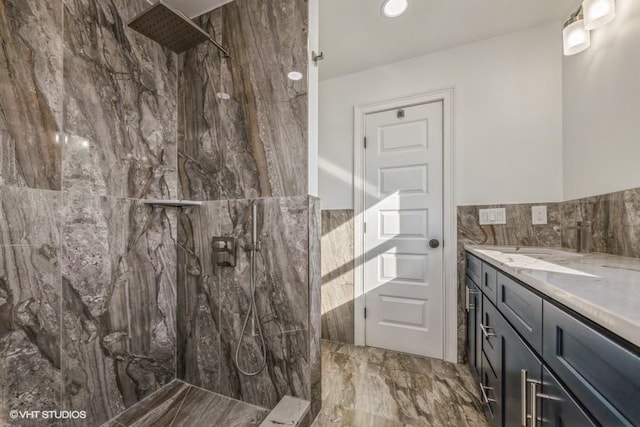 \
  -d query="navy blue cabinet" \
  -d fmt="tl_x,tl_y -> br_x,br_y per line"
466,276 -> 482,378
465,251 -> 639,427
482,262 -> 498,304
481,352 -> 502,427
540,366 -> 596,427
467,253 -> 482,285
500,316 -> 542,427
543,301 -> 640,426
481,295 -> 502,376
497,272 -> 543,354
